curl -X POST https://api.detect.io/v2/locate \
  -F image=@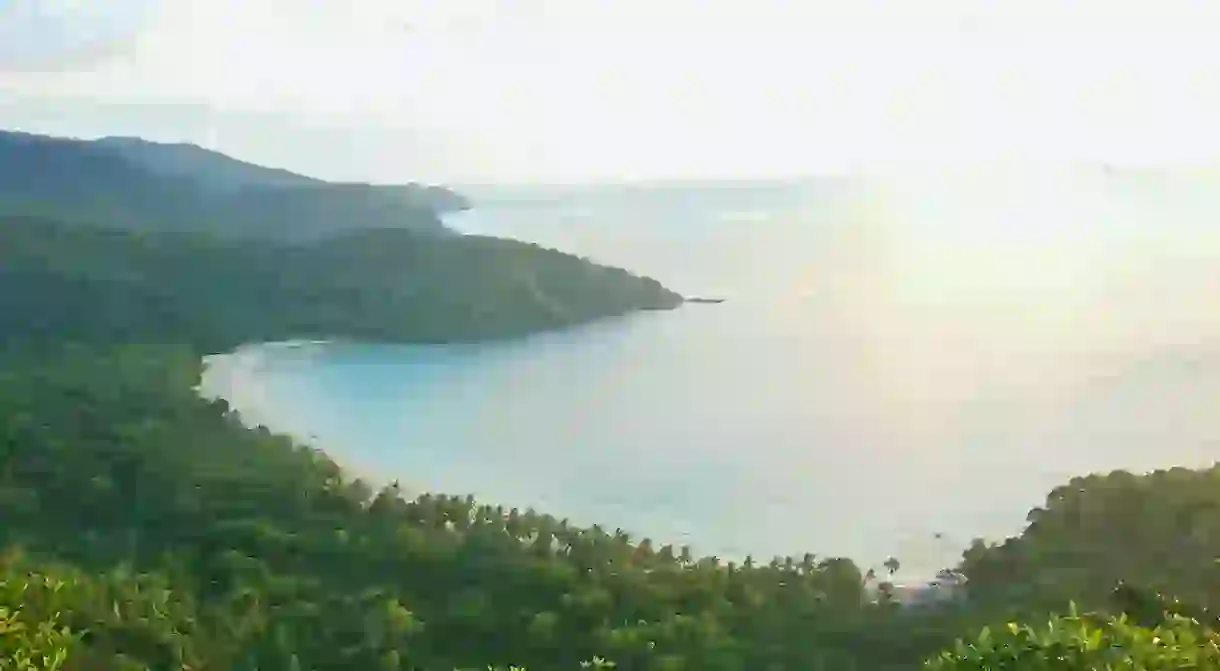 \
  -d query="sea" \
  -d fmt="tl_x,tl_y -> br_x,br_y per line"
200,167 -> 1220,579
